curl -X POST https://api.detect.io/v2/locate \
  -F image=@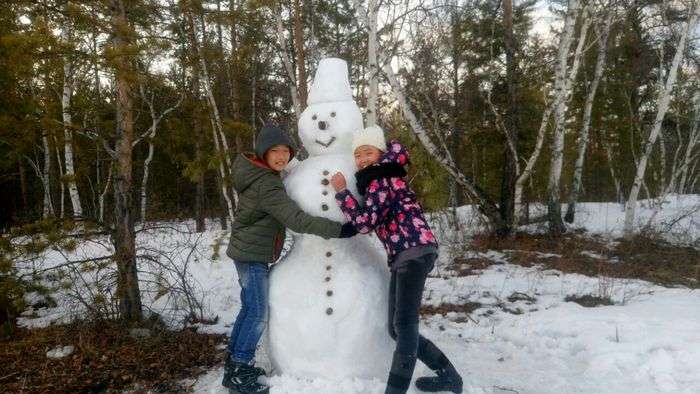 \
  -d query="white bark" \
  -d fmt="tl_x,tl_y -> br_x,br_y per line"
138,82 -> 182,222
275,11 -> 301,120
54,135 -> 66,218
547,1 -> 587,232
42,132 -> 54,218
188,11 -> 237,226
567,12 -> 613,220
366,0 -> 379,126
99,161 -> 113,223
61,15 -> 83,219
677,91 -> 700,193
623,3 -> 699,237
514,0 -> 581,222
